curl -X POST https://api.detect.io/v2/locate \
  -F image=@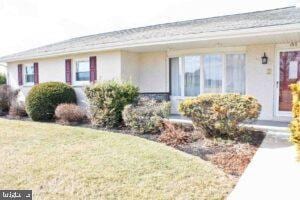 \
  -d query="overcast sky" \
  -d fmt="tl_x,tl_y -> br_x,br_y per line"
0,0 -> 299,57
